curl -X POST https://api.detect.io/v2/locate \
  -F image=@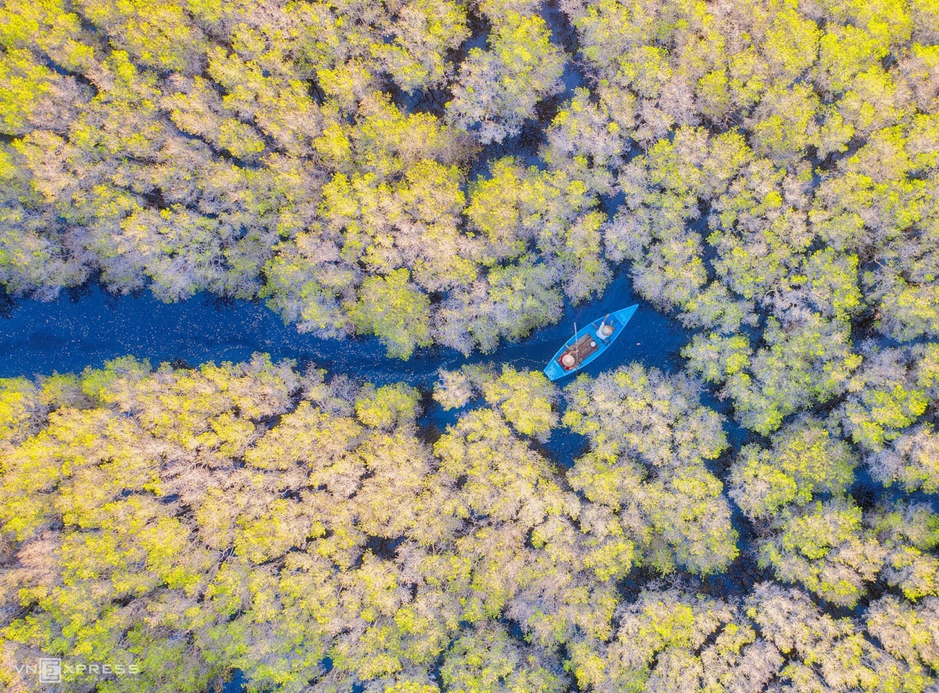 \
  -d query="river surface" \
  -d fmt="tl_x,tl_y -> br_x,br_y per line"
0,270 -> 689,384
